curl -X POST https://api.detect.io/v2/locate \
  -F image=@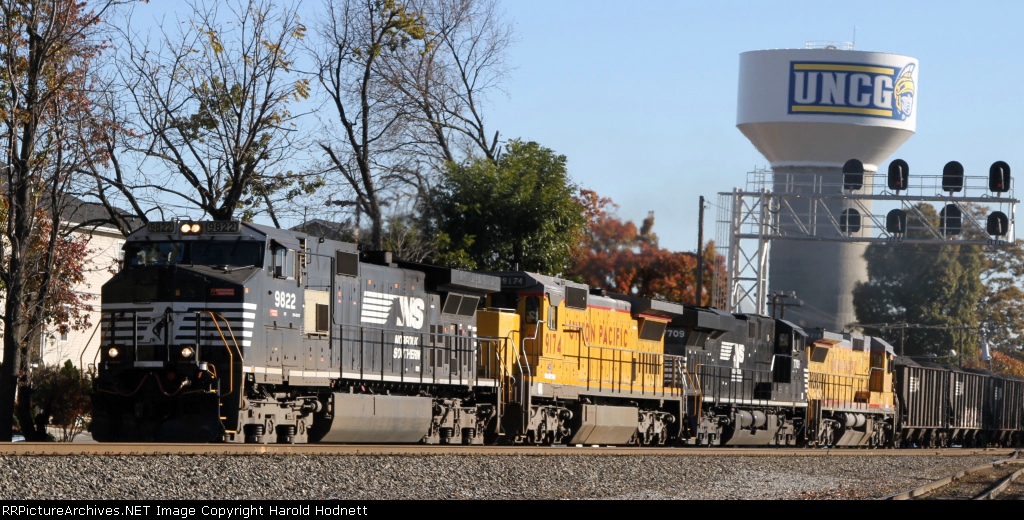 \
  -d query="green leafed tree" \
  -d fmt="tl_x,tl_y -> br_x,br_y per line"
17,360 -> 92,442
977,238 -> 1024,354
422,139 -> 586,273
853,203 -> 984,361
